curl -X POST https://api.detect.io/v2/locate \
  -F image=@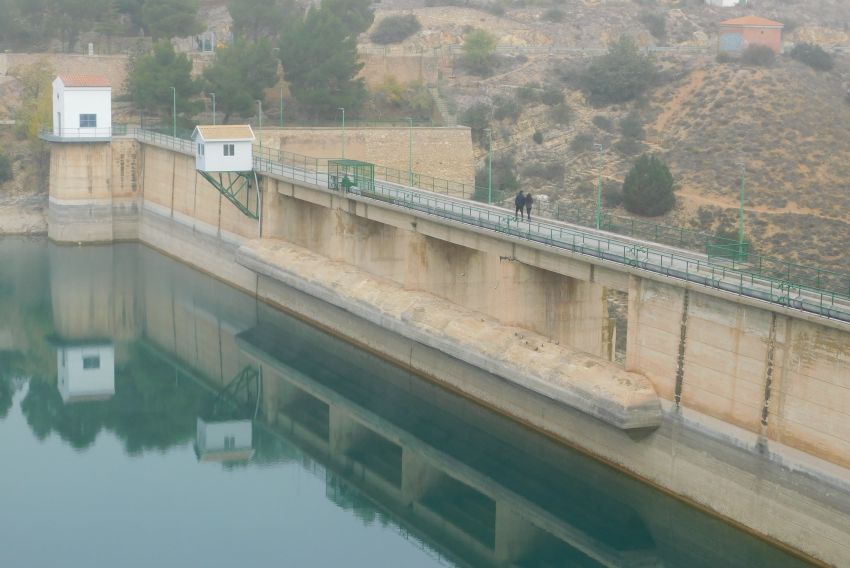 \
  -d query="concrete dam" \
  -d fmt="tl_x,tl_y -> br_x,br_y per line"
41,127 -> 850,566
